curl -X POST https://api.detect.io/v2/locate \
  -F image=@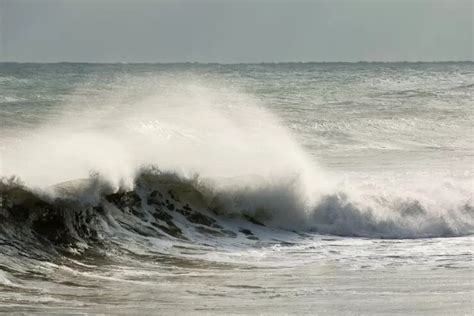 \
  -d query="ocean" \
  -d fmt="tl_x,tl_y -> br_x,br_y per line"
0,62 -> 473,314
